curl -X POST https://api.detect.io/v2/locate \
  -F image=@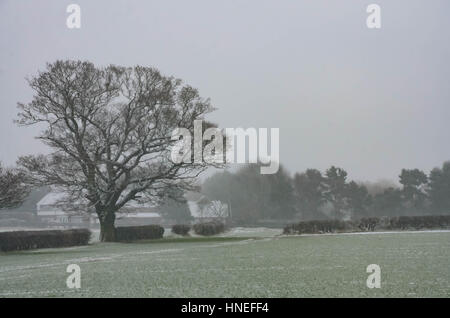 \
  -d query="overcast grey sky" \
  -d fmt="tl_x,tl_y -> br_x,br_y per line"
1,0 -> 449,182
